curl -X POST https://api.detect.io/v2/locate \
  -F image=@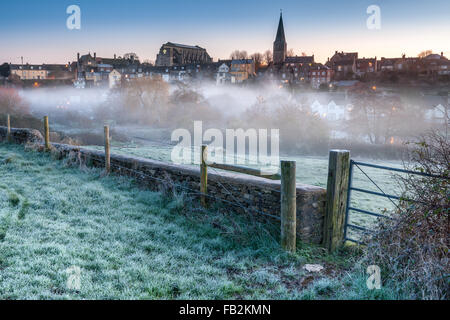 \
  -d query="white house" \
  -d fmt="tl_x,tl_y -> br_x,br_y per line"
216,63 -> 231,84
425,104 -> 448,123
108,69 -> 122,89
310,99 -> 349,121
